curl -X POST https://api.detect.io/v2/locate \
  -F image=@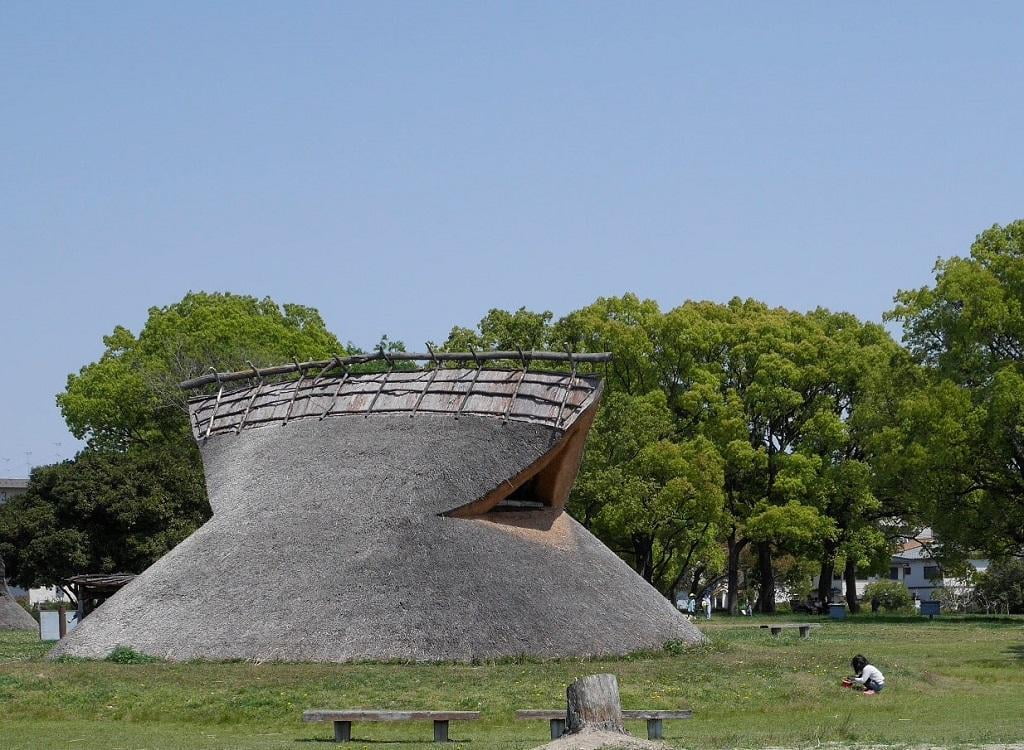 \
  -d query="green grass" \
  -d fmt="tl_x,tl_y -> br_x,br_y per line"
1,614 -> 1022,749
